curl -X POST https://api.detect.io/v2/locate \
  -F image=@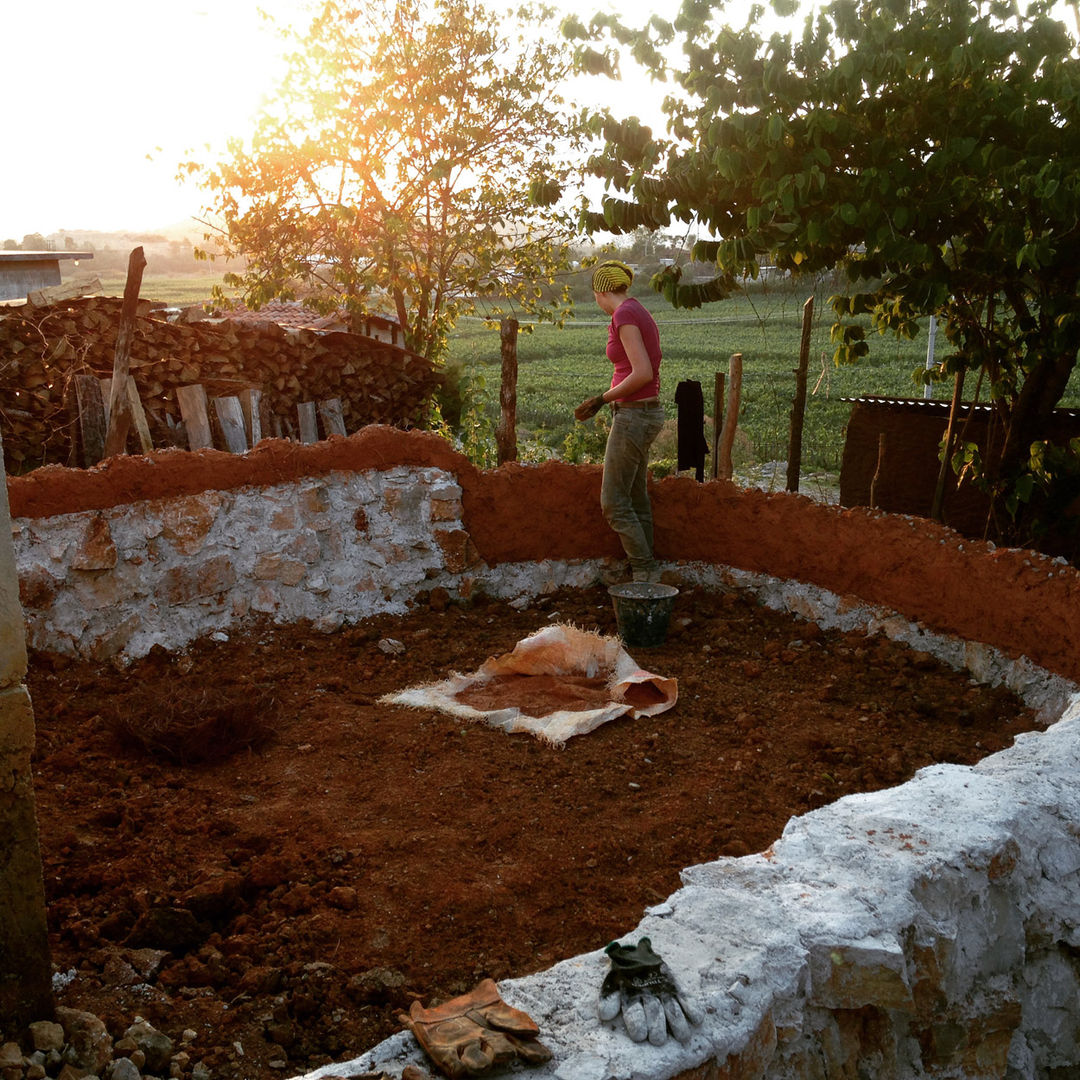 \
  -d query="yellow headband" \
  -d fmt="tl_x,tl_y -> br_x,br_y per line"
592,260 -> 634,293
